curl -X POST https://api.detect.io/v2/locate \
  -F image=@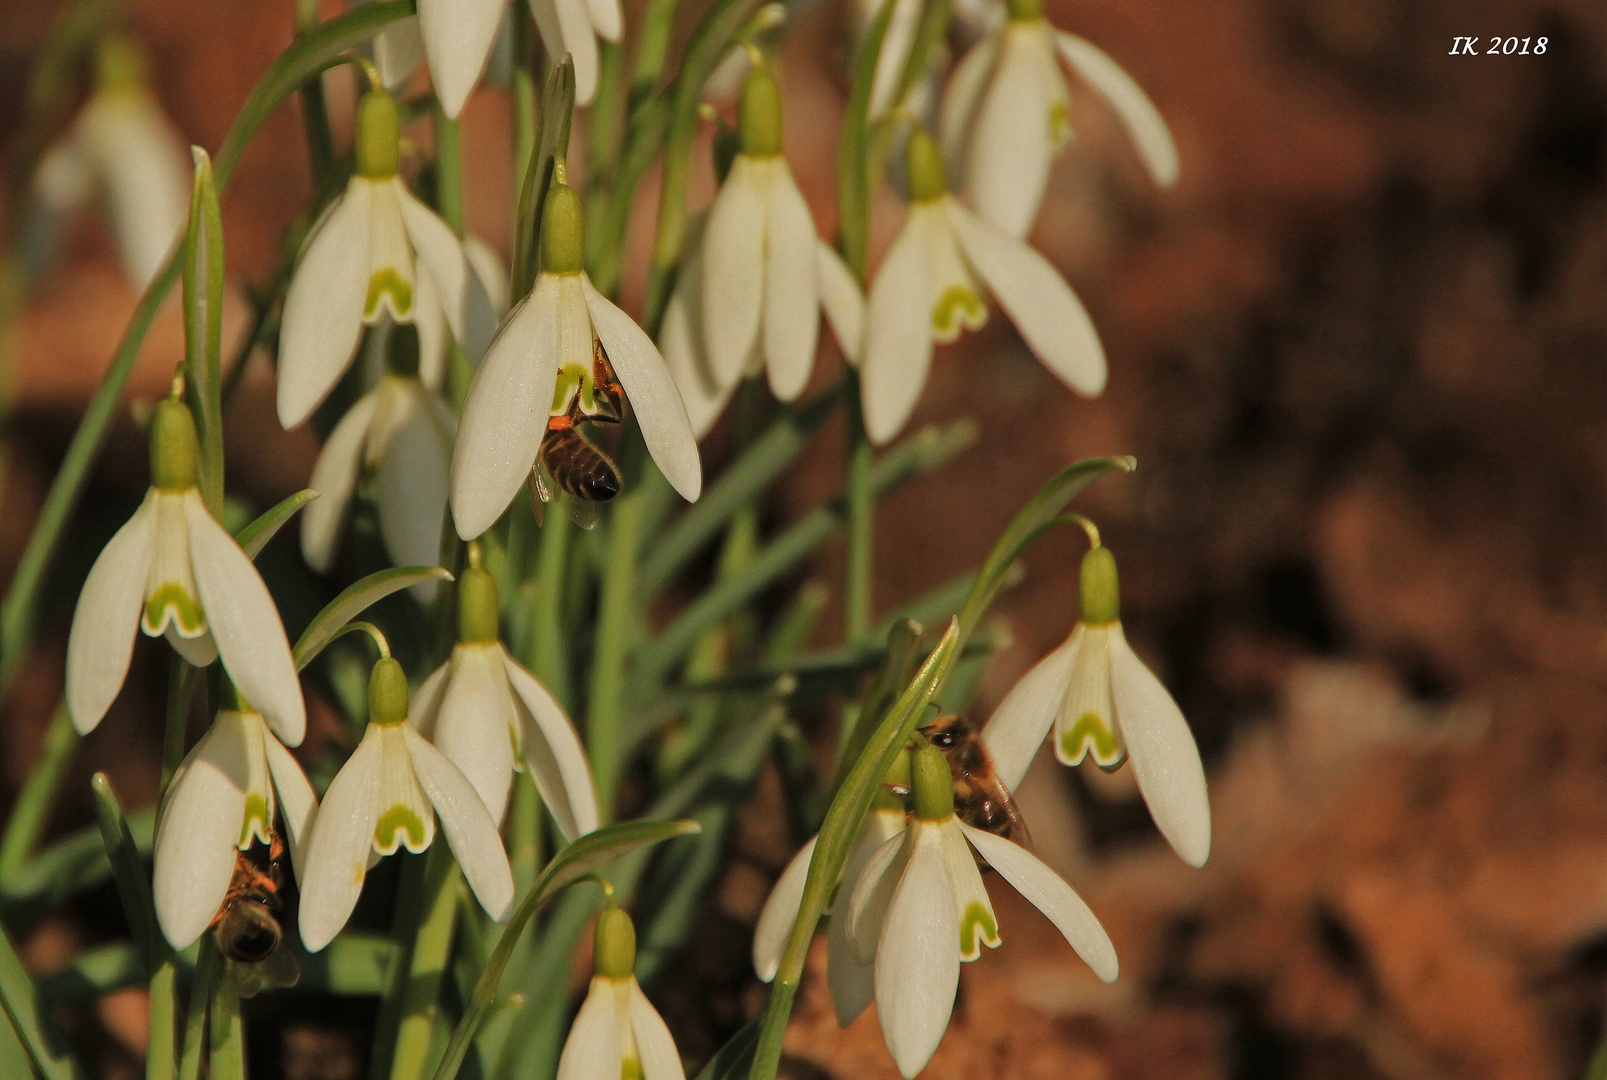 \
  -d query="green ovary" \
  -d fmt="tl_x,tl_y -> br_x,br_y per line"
932,286 -> 985,342
374,804 -> 427,853
621,1057 -> 644,1080
365,269 -> 413,321
239,793 -> 271,848
143,584 -> 205,637
1060,713 -> 1124,768
960,901 -> 1000,960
